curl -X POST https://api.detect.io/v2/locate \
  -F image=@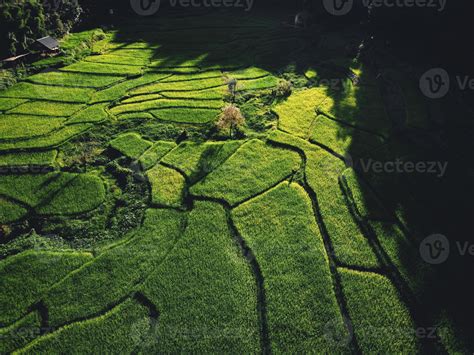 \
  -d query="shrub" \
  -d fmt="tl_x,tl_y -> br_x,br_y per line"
274,79 -> 292,97
216,104 -> 245,137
